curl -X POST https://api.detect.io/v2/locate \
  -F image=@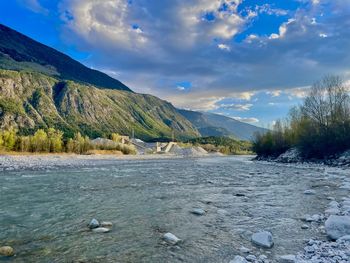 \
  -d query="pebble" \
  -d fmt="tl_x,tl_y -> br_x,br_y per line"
229,255 -> 248,263
88,218 -> 100,229
301,224 -> 309,229
239,246 -> 251,253
163,233 -> 181,245
190,208 -> 206,216
251,231 -> 274,248
279,255 -> 296,263
304,189 -> 316,195
0,246 -> 14,257
245,254 -> 256,261
92,227 -> 110,233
